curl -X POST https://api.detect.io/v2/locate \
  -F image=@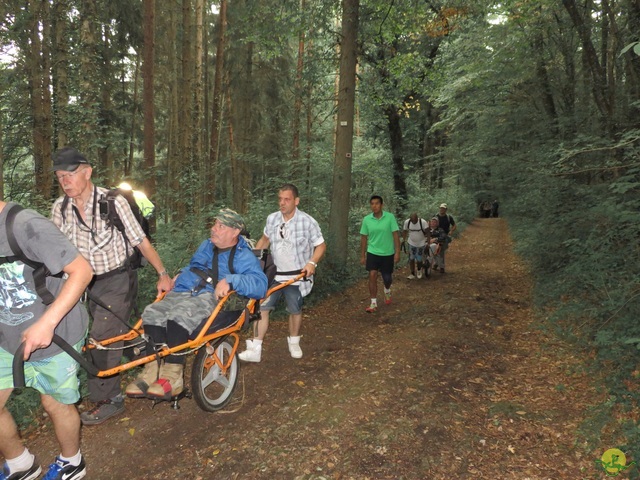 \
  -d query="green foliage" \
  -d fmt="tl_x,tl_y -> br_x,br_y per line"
6,388 -> 42,431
